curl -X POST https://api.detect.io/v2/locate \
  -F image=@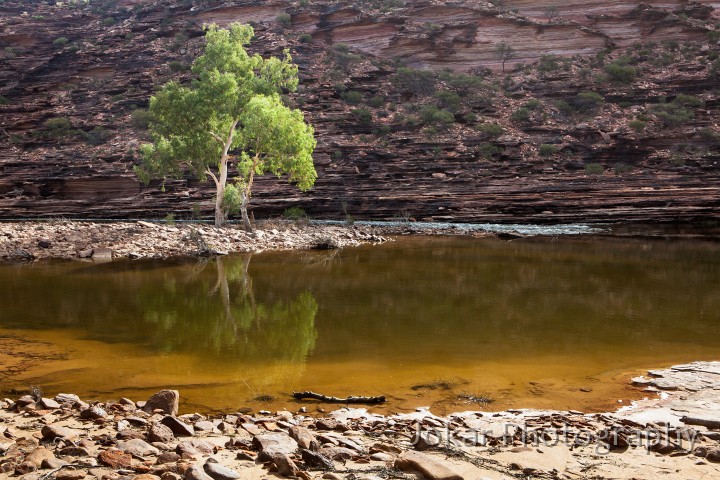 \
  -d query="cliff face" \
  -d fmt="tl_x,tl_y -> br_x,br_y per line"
0,0 -> 719,224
